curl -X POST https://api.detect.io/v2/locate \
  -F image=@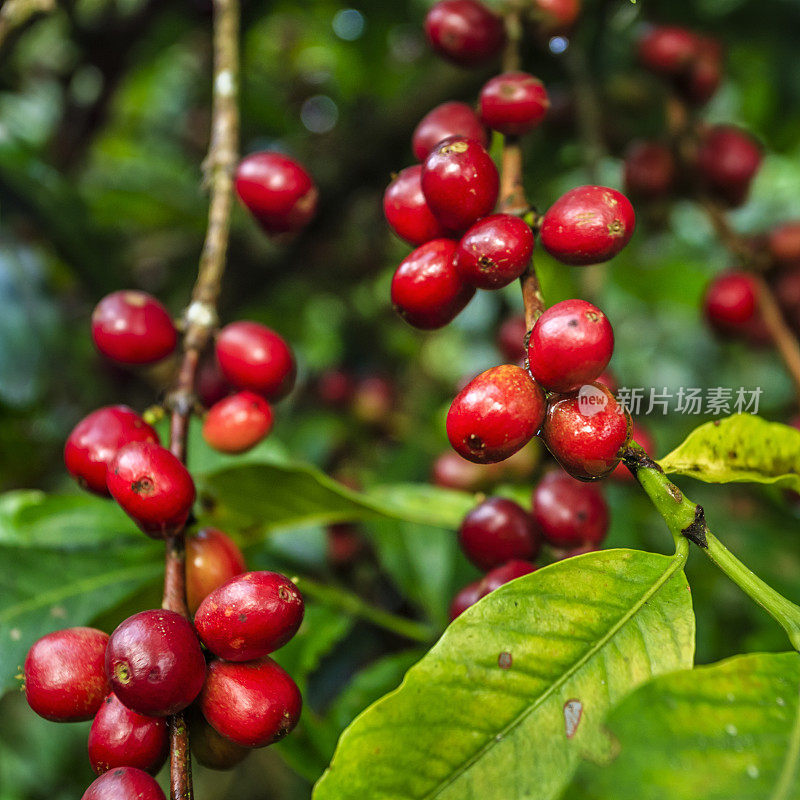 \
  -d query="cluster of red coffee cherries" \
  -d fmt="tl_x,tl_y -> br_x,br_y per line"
449,469 -> 609,618
22,150 -> 318,798
626,24 -> 800,351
